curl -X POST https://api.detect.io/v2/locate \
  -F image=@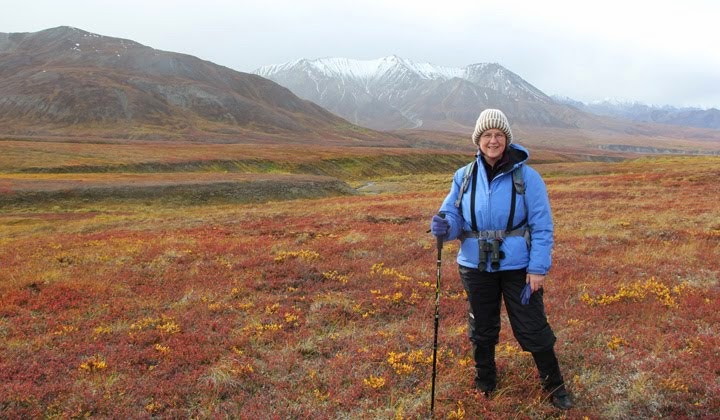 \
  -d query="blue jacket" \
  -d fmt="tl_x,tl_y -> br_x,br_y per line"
438,144 -> 553,275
